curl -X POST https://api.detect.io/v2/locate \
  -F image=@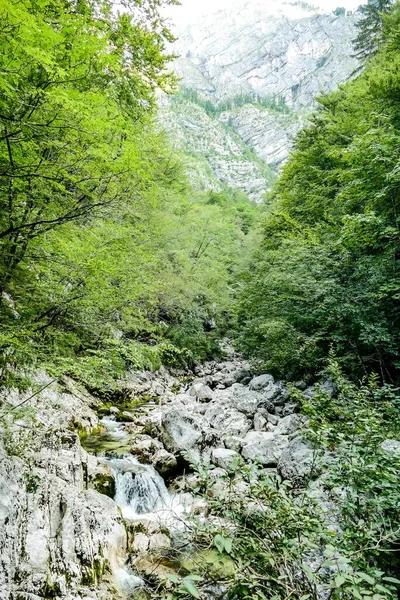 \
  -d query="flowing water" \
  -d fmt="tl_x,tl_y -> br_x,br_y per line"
105,455 -> 188,527
82,416 -> 132,454
88,418 -> 190,597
